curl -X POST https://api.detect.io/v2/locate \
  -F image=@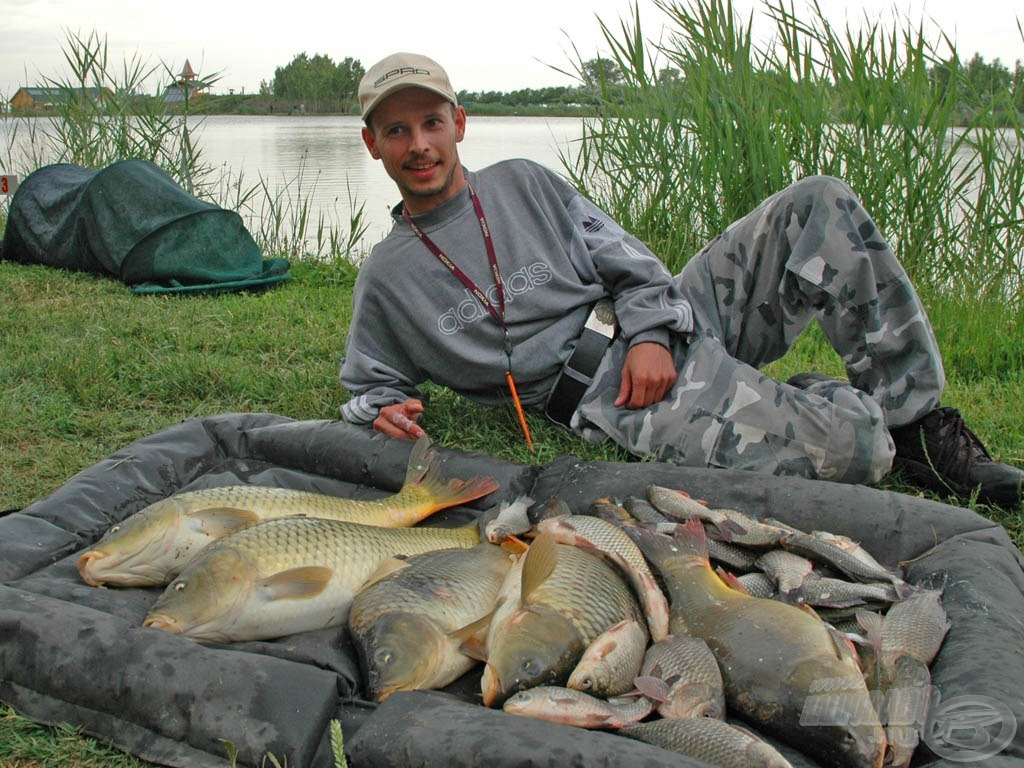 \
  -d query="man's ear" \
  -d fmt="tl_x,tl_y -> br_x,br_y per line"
454,105 -> 467,142
362,126 -> 381,159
